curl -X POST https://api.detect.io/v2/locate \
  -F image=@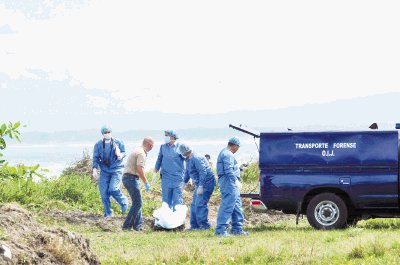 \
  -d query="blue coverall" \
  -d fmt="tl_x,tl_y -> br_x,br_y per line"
93,138 -> 128,217
215,147 -> 245,235
184,152 -> 216,229
155,142 -> 185,210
